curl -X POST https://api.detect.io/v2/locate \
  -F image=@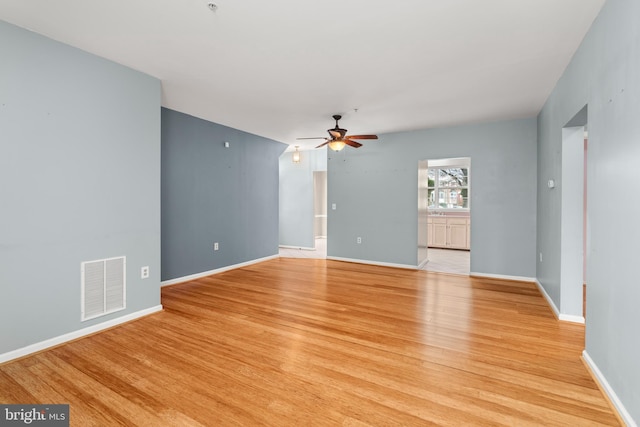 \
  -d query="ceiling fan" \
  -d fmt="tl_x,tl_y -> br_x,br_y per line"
297,115 -> 378,151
